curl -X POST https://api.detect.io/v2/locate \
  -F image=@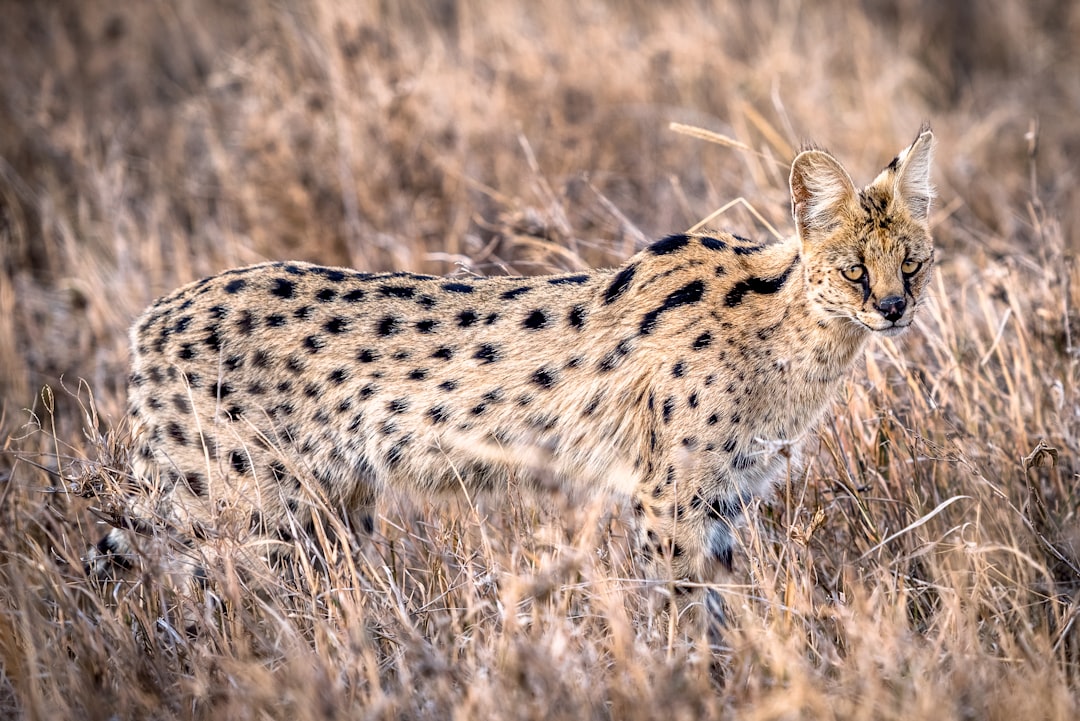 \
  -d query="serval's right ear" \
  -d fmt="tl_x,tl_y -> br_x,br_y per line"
789,148 -> 857,244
